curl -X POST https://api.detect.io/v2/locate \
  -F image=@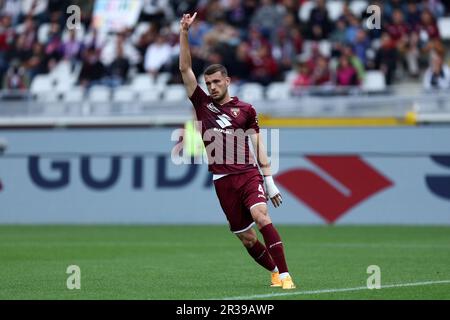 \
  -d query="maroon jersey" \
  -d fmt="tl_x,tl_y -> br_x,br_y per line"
189,85 -> 260,174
